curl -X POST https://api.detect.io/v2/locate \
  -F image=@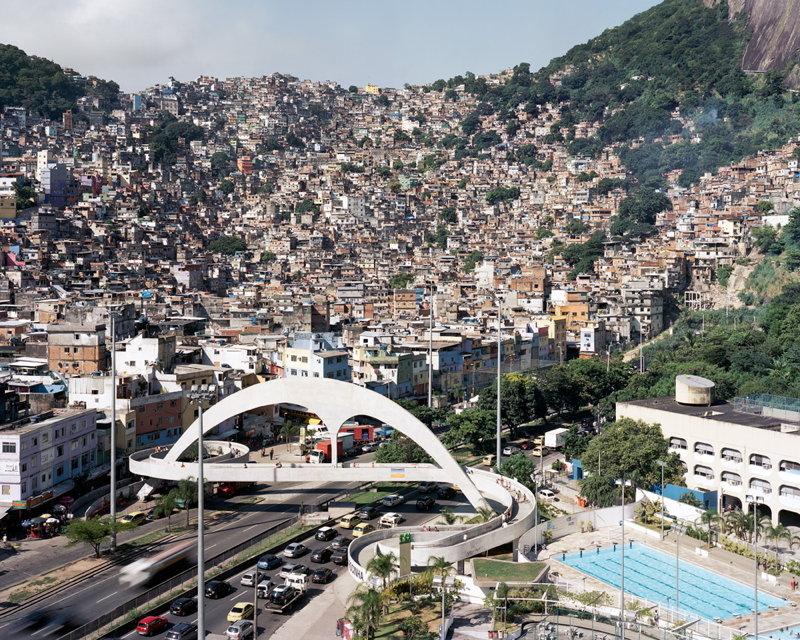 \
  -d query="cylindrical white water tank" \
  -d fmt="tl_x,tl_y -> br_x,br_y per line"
675,374 -> 714,405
